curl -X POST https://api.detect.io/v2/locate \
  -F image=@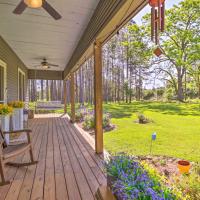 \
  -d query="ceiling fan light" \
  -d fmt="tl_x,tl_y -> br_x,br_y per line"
24,0 -> 42,8
42,65 -> 49,69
